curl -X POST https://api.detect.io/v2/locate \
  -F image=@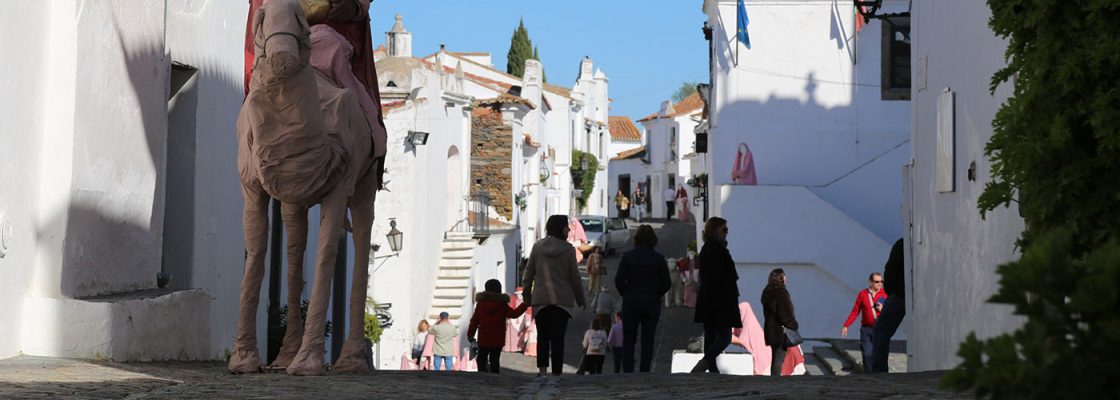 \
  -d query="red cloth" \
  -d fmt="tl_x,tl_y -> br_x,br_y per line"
468,293 -> 530,348
843,288 -> 888,328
